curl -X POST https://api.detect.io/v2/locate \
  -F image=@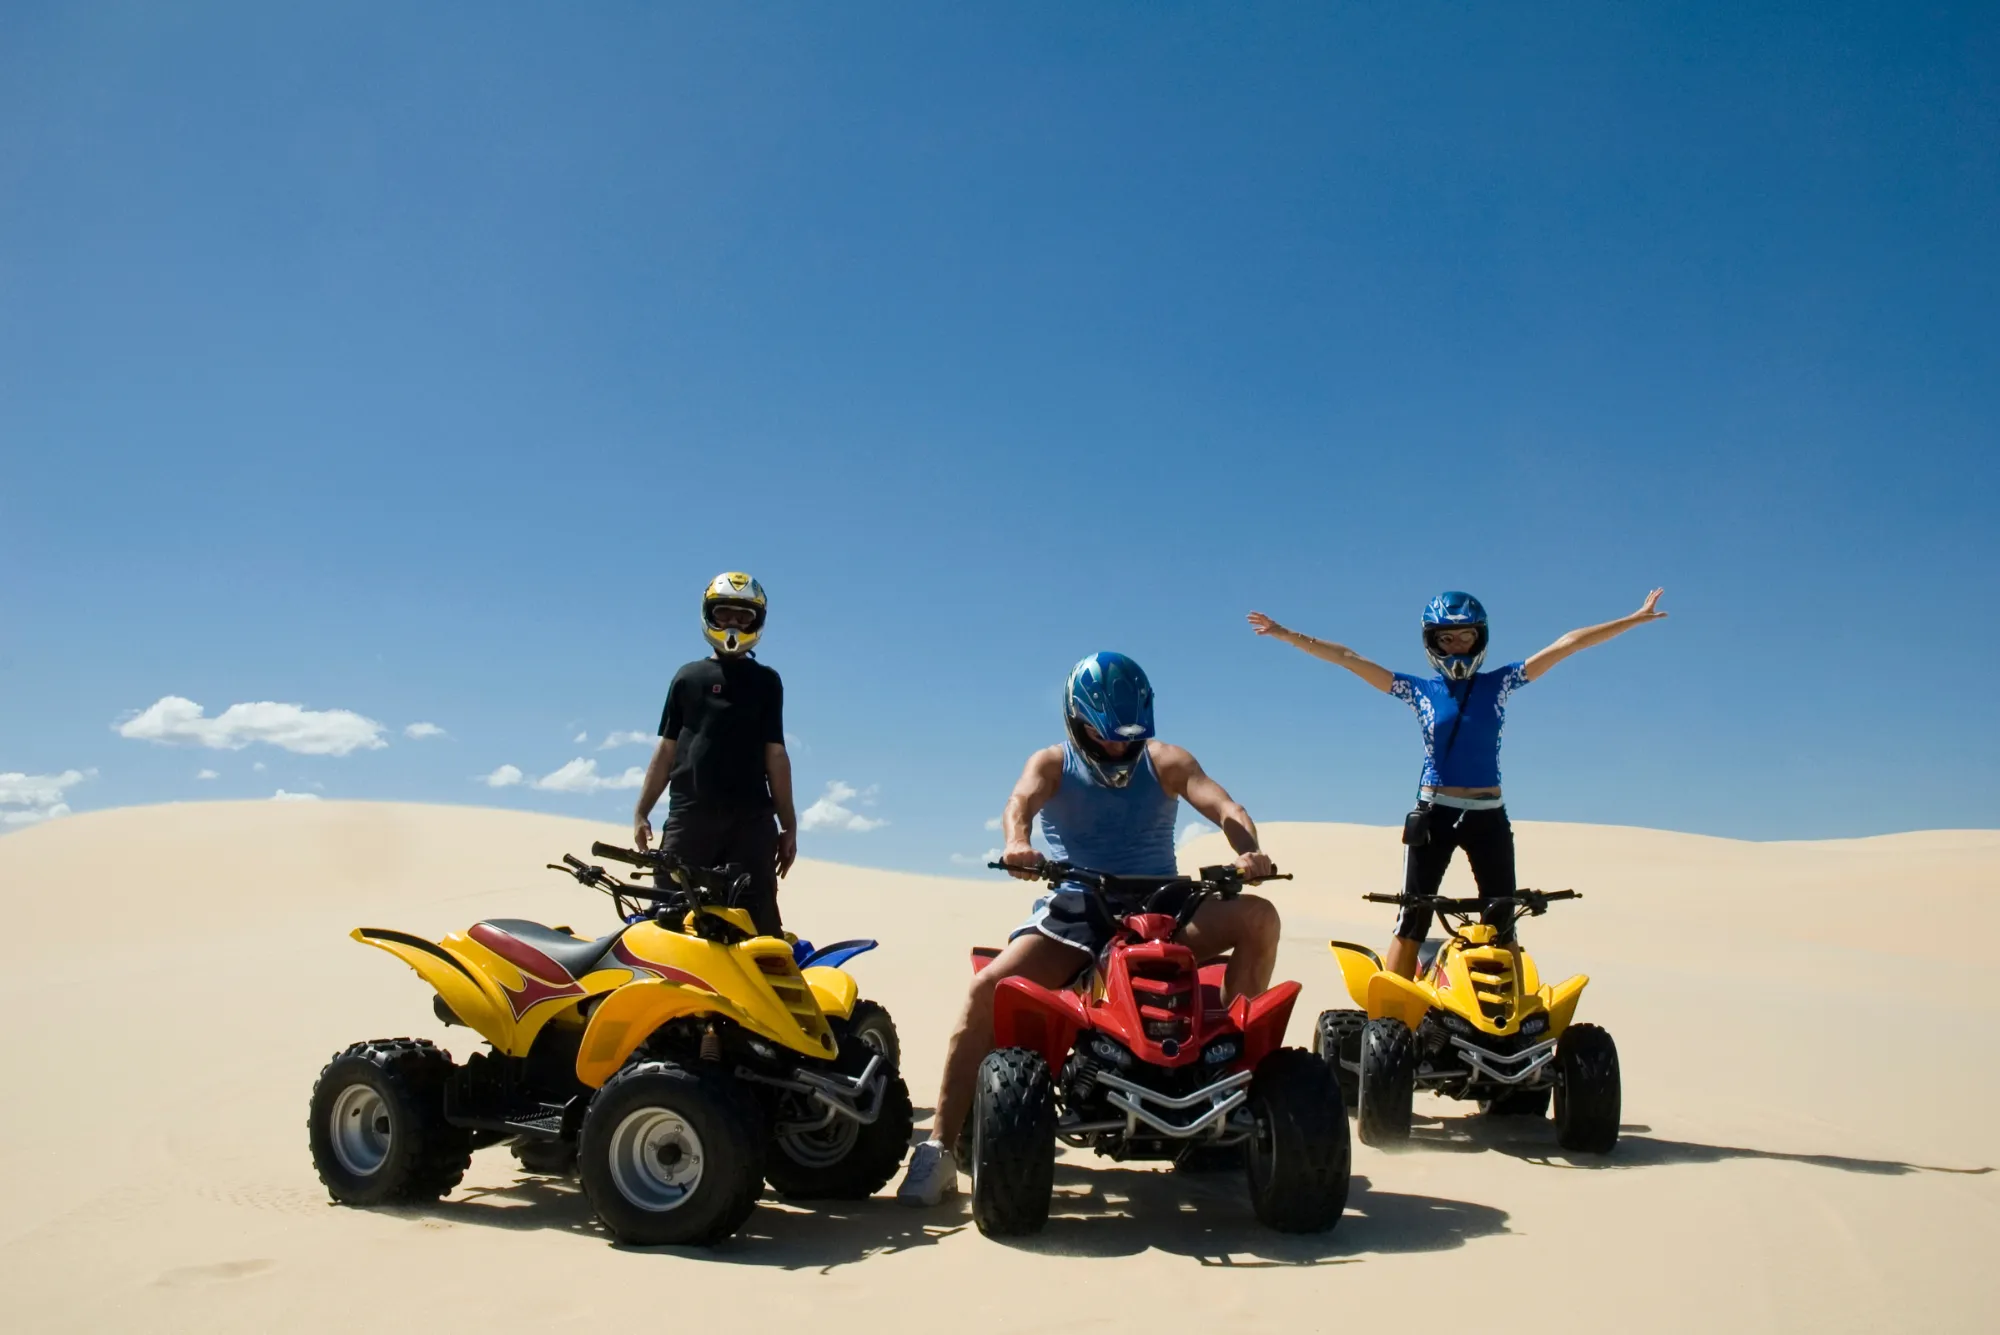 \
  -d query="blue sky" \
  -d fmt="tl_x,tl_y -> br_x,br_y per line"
4,2 -> 1995,870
